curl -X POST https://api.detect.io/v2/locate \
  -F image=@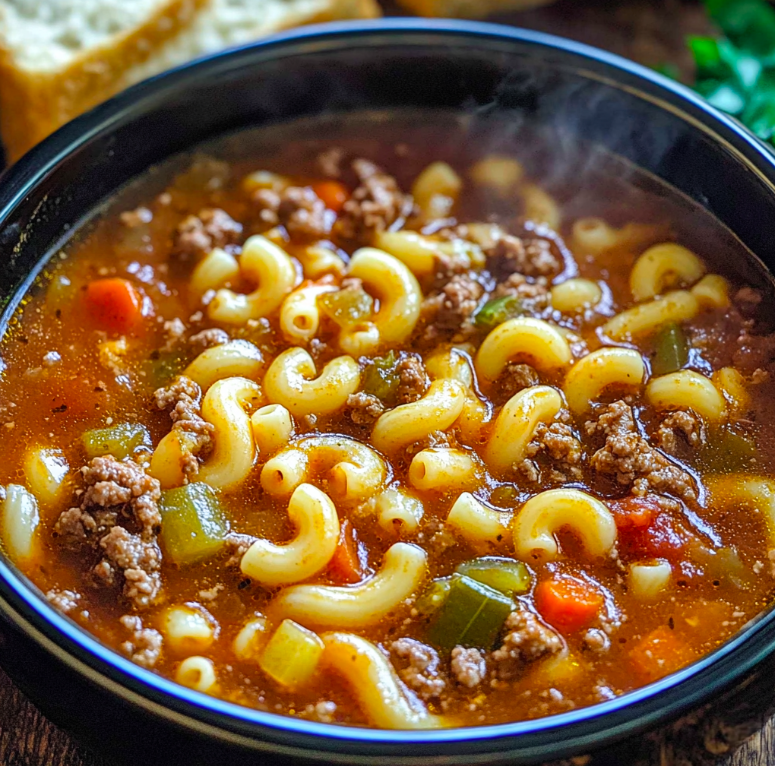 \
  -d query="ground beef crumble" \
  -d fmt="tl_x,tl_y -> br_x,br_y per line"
189,328 -> 230,349
656,410 -> 705,455
490,609 -> 563,680
336,159 -> 415,244
492,273 -> 552,313
523,411 -> 584,483
396,354 -> 430,404
252,185 -> 332,240
421,273 -> 484,341
120,614 -> 163,668
172,208 -> 242,260
391,637 -> 446,700
498,362 -> 541,402
153,376 -> 214,481
54,456 -> 162,610
450,646 -> 486,688
45,588 -> 81,615
346,392 -> 385,426
585,400 -> 697,503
